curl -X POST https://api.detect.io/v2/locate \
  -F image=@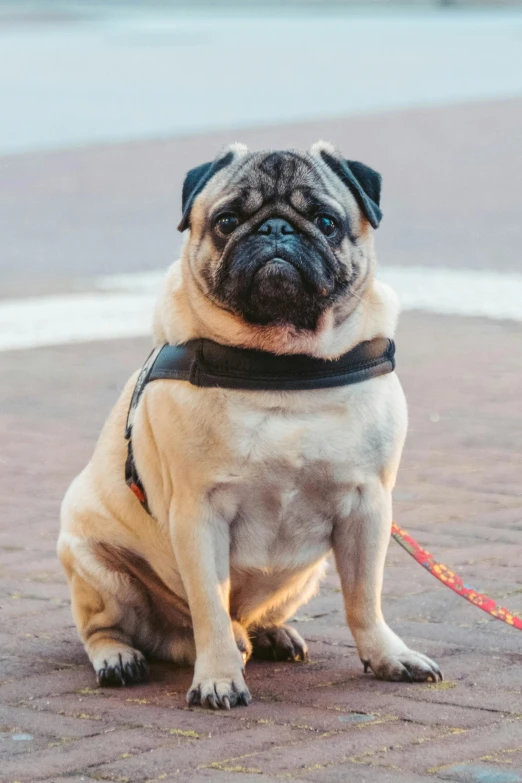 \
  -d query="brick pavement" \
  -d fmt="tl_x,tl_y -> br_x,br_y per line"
1,310 -> 521,781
